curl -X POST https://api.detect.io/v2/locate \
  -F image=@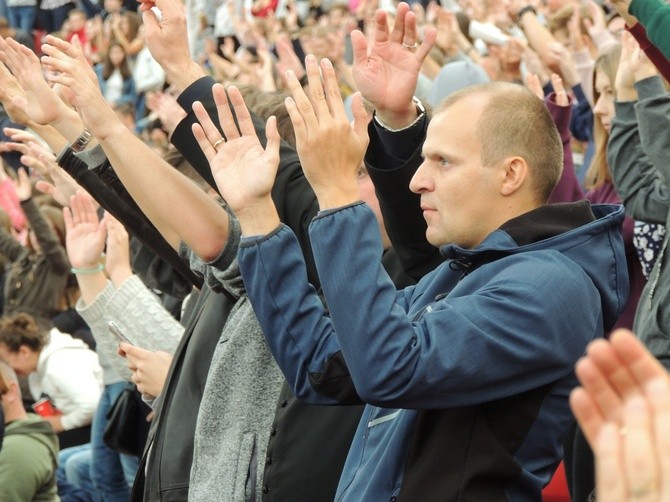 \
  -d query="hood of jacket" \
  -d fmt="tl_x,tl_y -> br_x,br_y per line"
440,201 -> 628,332
5,414 -> 59,461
